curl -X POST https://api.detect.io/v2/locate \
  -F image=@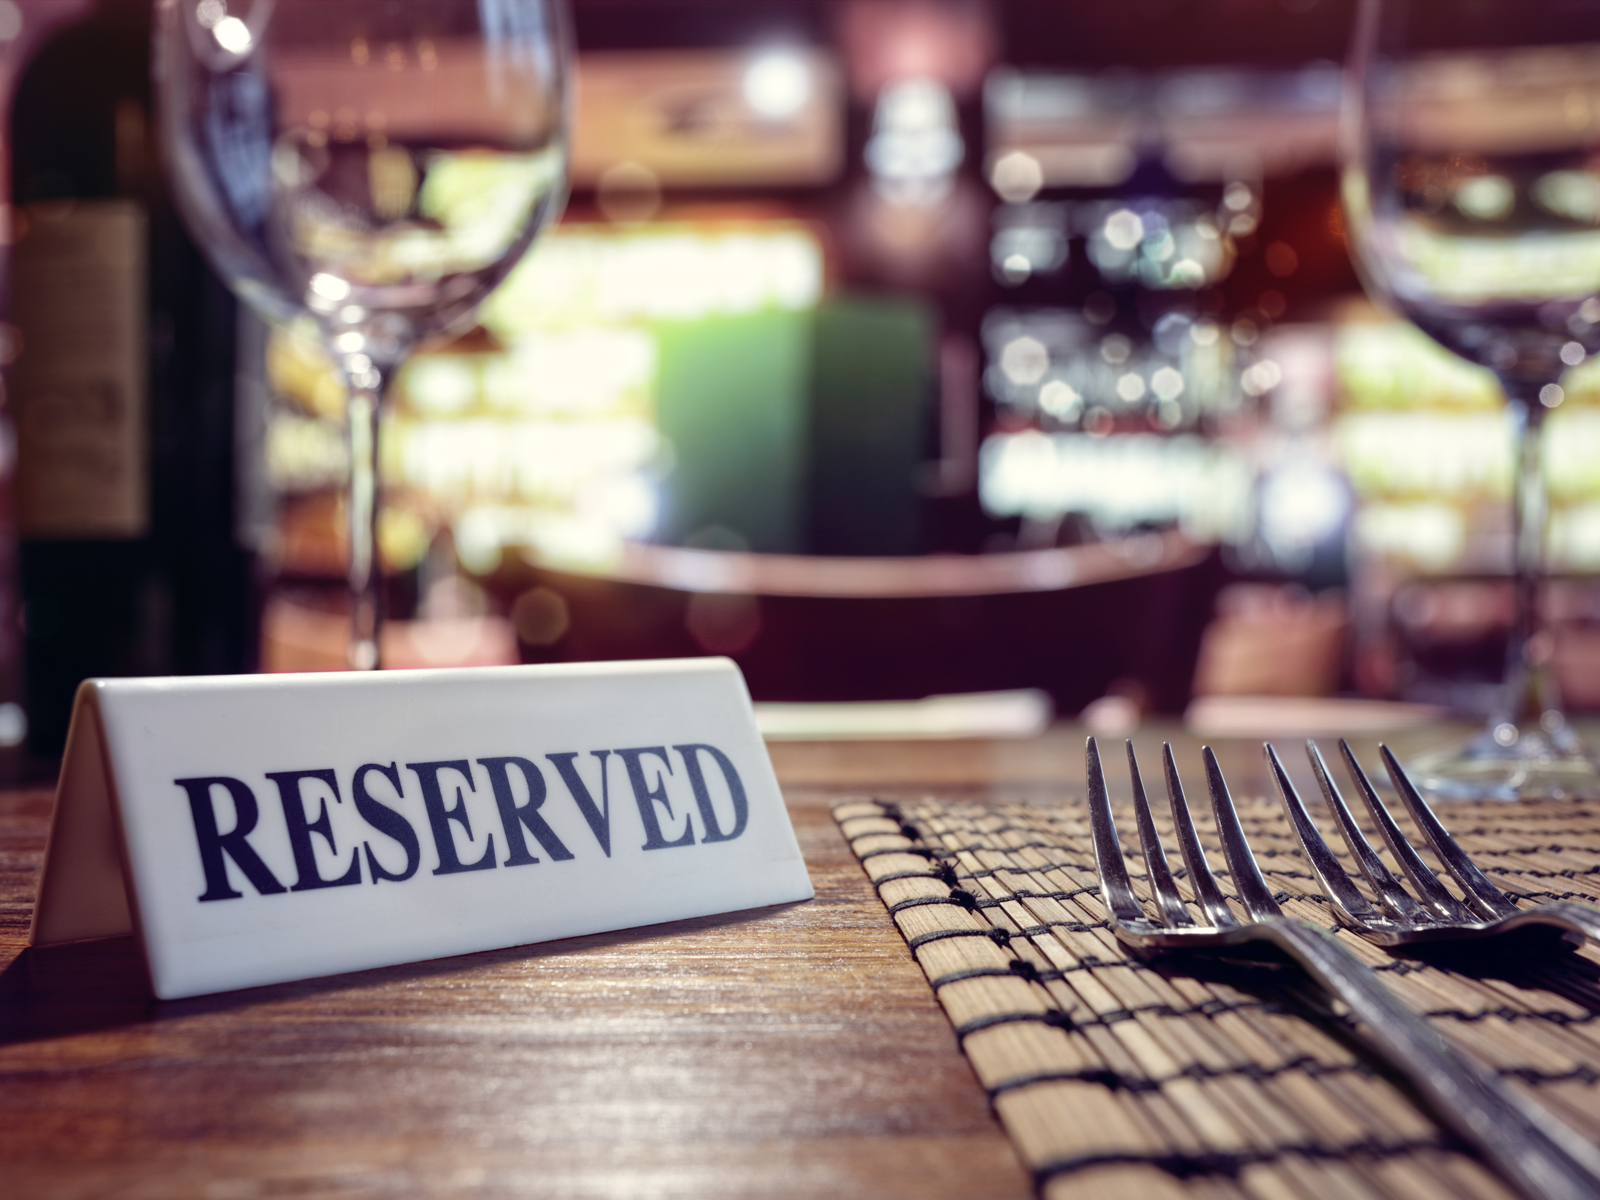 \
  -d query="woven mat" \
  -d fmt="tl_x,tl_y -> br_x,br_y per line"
835,791 -> 1600,1200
